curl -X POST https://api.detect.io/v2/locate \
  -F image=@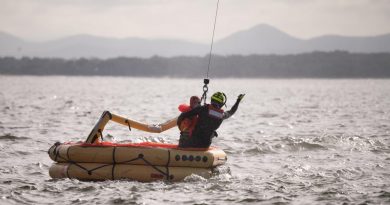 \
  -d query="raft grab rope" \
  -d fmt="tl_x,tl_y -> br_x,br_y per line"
125,119 -> 132,131
51,143 -> 174,181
